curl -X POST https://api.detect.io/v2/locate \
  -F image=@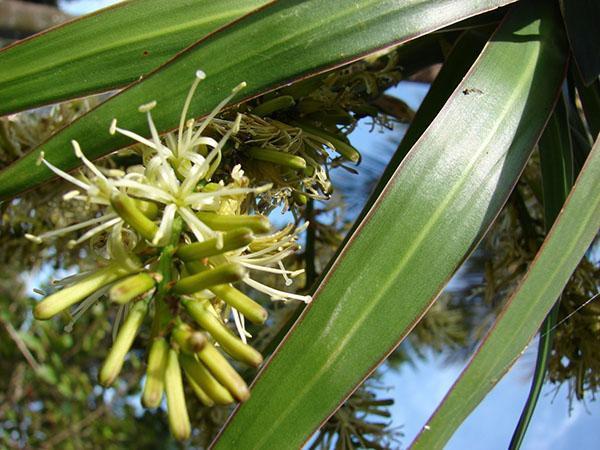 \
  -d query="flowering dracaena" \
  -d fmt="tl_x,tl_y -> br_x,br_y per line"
27,71 -> 311,441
